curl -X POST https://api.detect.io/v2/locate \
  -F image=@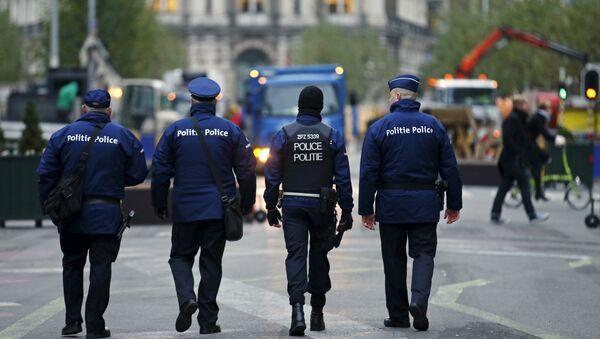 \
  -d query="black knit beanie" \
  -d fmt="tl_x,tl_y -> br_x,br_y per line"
298,86 -> 323,116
